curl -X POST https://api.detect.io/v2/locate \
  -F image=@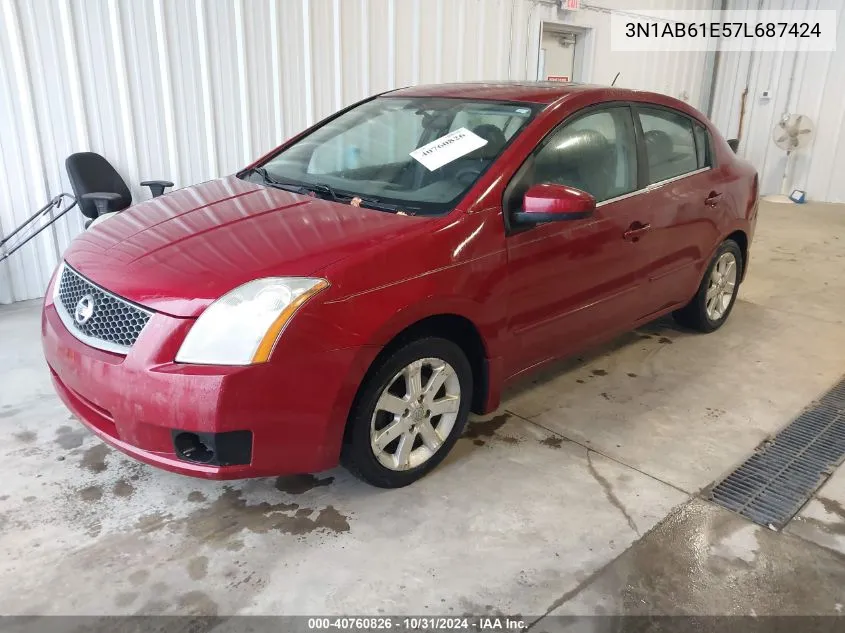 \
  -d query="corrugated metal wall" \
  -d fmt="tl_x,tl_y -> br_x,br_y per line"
0,0 -> 715,304
710,0 -> 845,202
